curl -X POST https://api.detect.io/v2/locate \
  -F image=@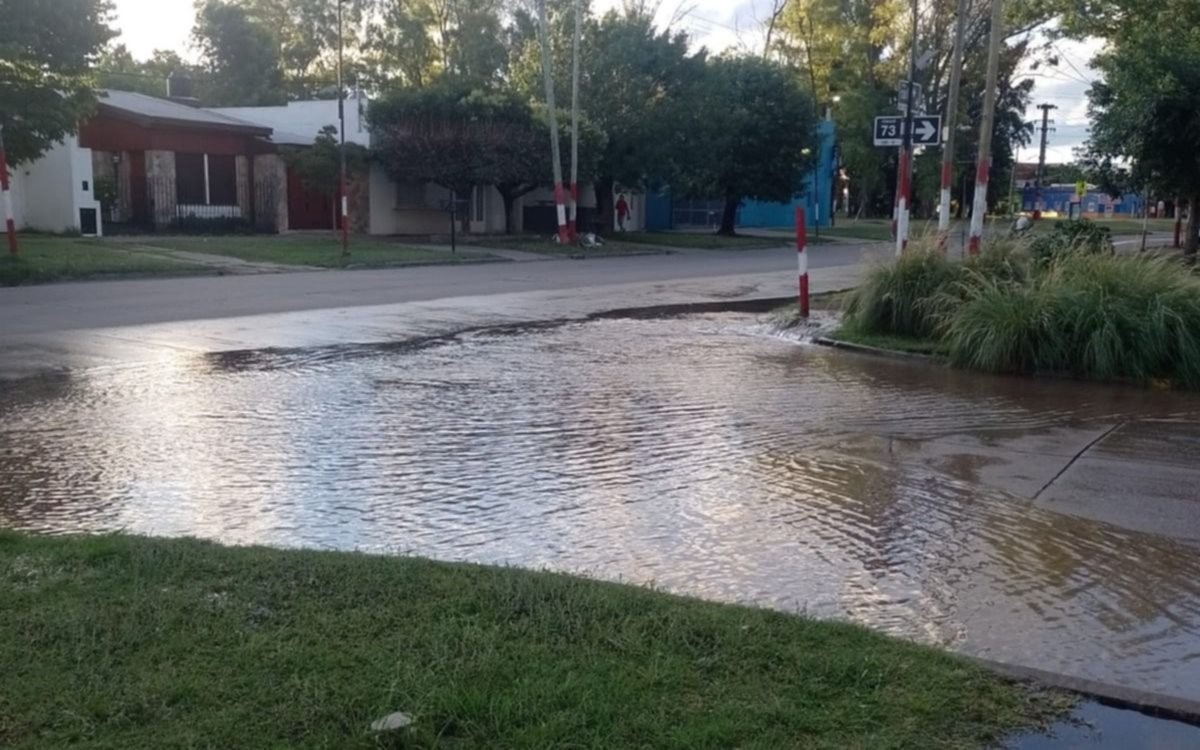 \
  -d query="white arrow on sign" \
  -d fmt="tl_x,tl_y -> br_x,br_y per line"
913,119 -> 938,142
